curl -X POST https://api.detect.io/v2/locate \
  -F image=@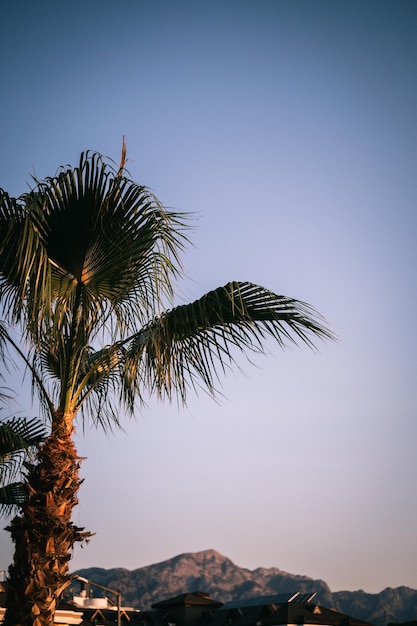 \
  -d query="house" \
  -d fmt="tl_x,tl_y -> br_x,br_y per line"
0,584 -> 373,626
151,591 -> 223,626
139,591 -> 372,626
